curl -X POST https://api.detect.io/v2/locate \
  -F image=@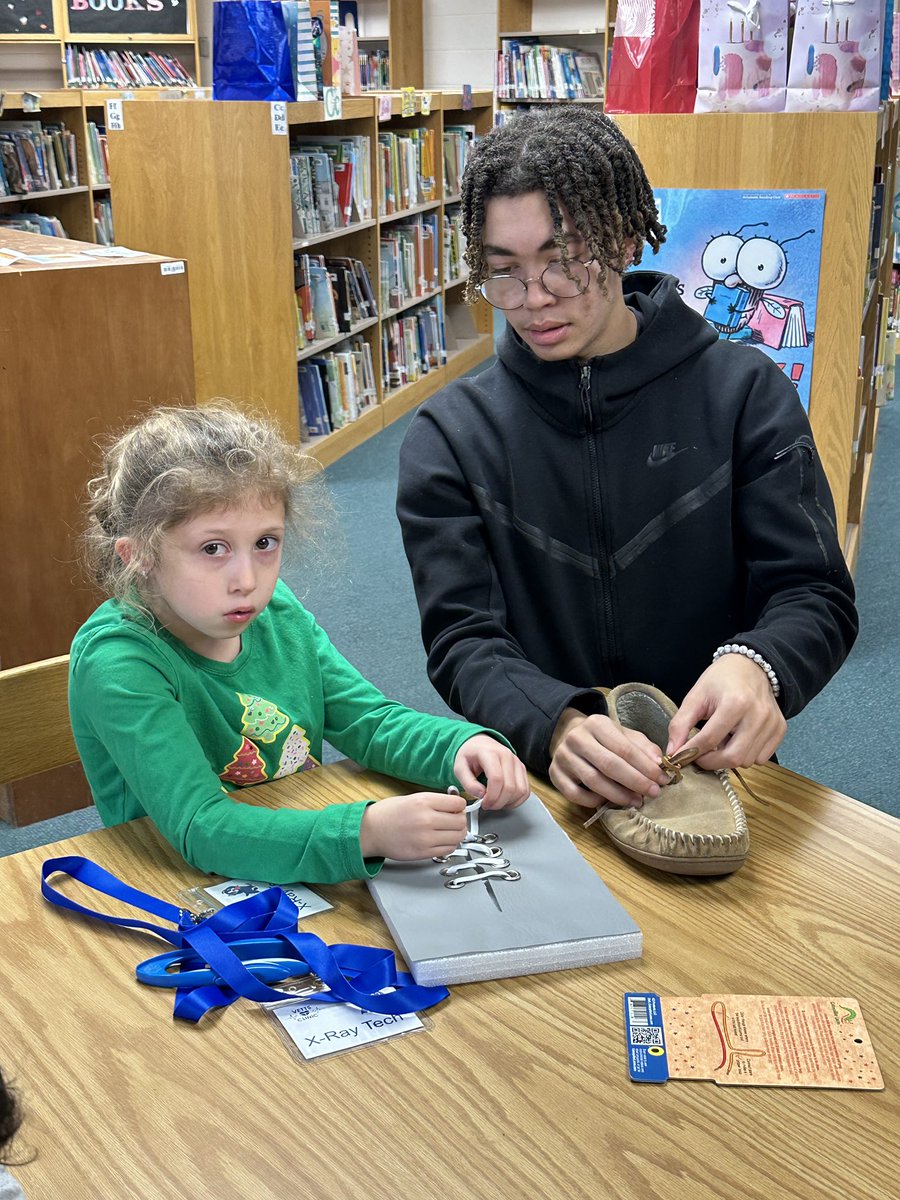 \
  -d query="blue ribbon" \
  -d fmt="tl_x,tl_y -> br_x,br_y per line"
41,857 -> 448,1023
